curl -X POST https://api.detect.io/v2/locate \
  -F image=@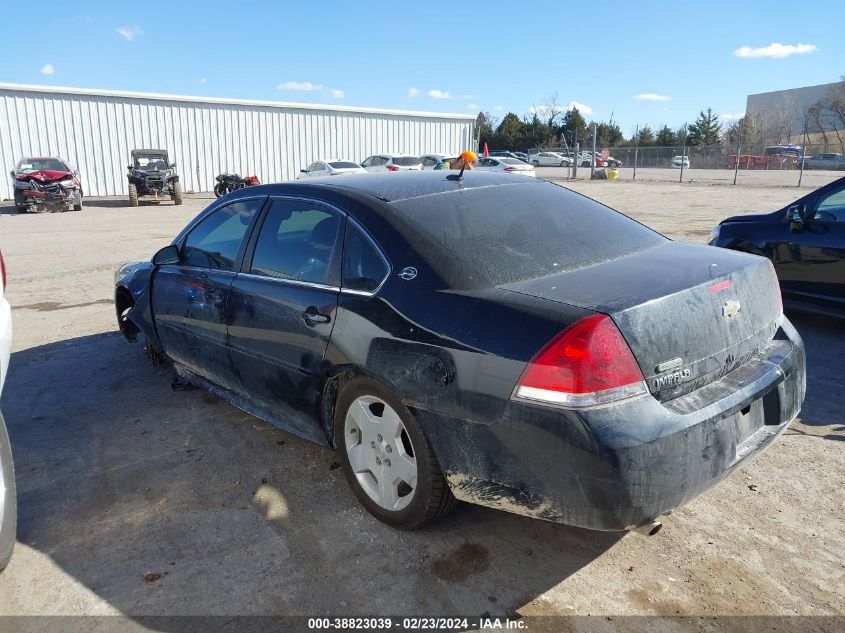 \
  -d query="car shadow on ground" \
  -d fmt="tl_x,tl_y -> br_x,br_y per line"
785,311 -> 845,436
2,332 -> 622,619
